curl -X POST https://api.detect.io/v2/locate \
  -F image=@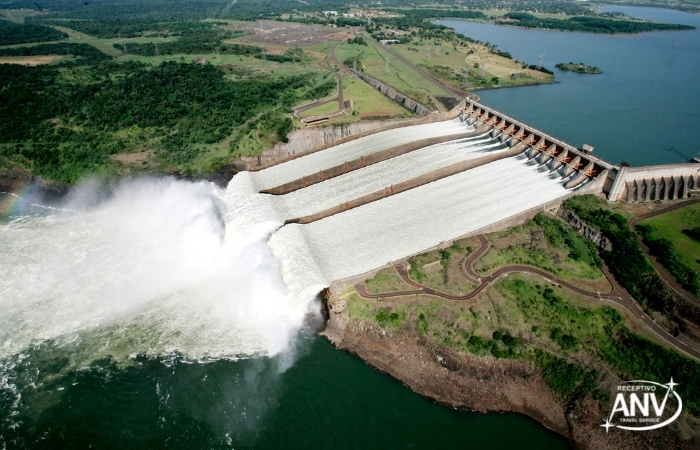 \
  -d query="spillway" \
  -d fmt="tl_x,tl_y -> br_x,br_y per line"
250,118 -> 471,191
271,134 -> 507,220
271,156 -> 573,283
